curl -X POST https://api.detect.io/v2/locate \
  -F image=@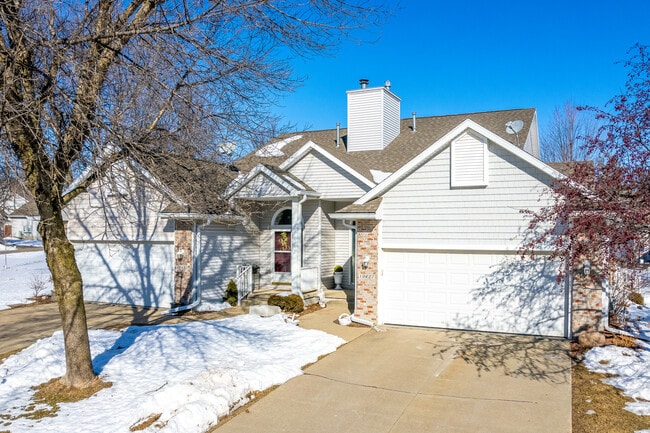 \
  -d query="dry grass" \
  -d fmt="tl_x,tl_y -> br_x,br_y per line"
0,377 -> 112,426
0,347 -> 23,363
129,413 -> 163,431
27,377 -> 112,420
573,362 -> 650,433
